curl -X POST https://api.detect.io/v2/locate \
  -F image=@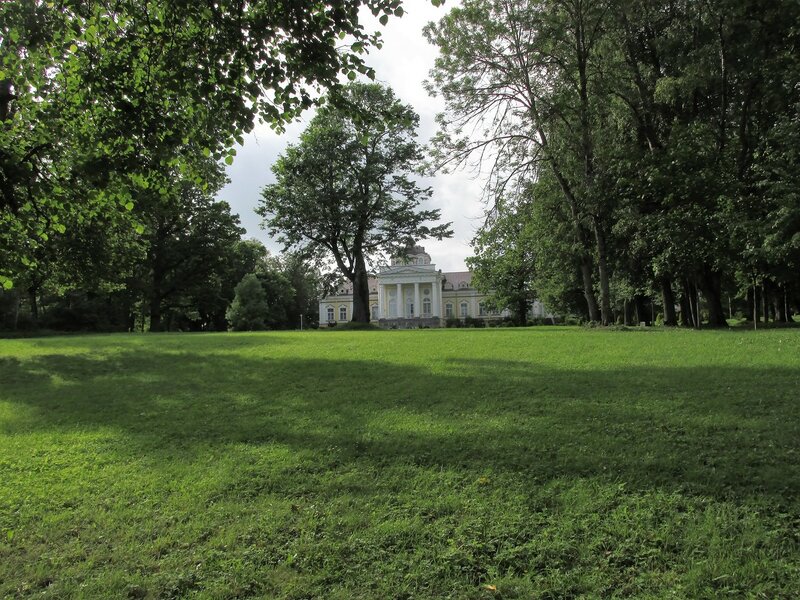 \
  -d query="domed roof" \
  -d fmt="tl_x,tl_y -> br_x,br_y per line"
391,245 -> 431,266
